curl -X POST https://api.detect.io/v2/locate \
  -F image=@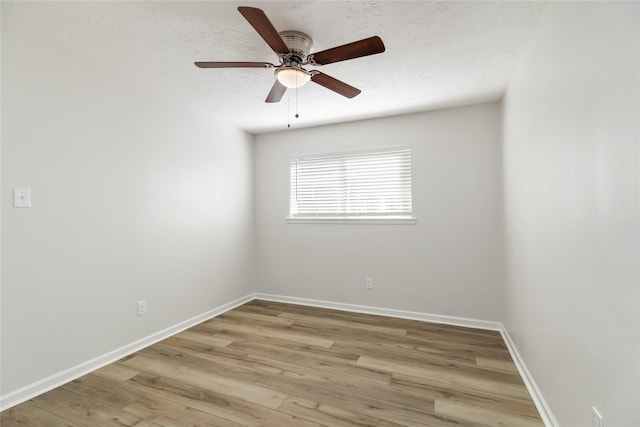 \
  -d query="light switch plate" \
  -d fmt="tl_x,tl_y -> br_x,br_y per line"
13,188 -> 31,208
